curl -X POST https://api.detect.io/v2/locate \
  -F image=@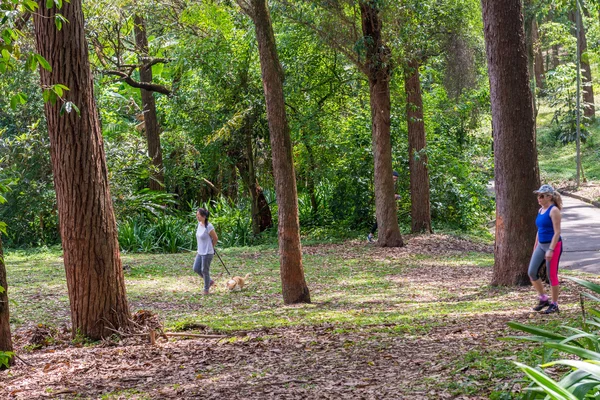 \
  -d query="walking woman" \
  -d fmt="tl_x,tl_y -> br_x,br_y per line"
193,208 -> 218,295
528,184 -> 563,314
